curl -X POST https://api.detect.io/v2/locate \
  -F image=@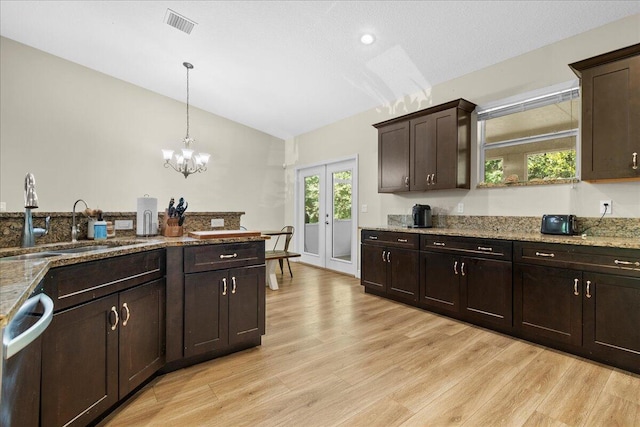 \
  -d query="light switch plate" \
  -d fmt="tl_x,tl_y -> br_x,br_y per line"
114,220 -> 133,230
211,218 -> 224,227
